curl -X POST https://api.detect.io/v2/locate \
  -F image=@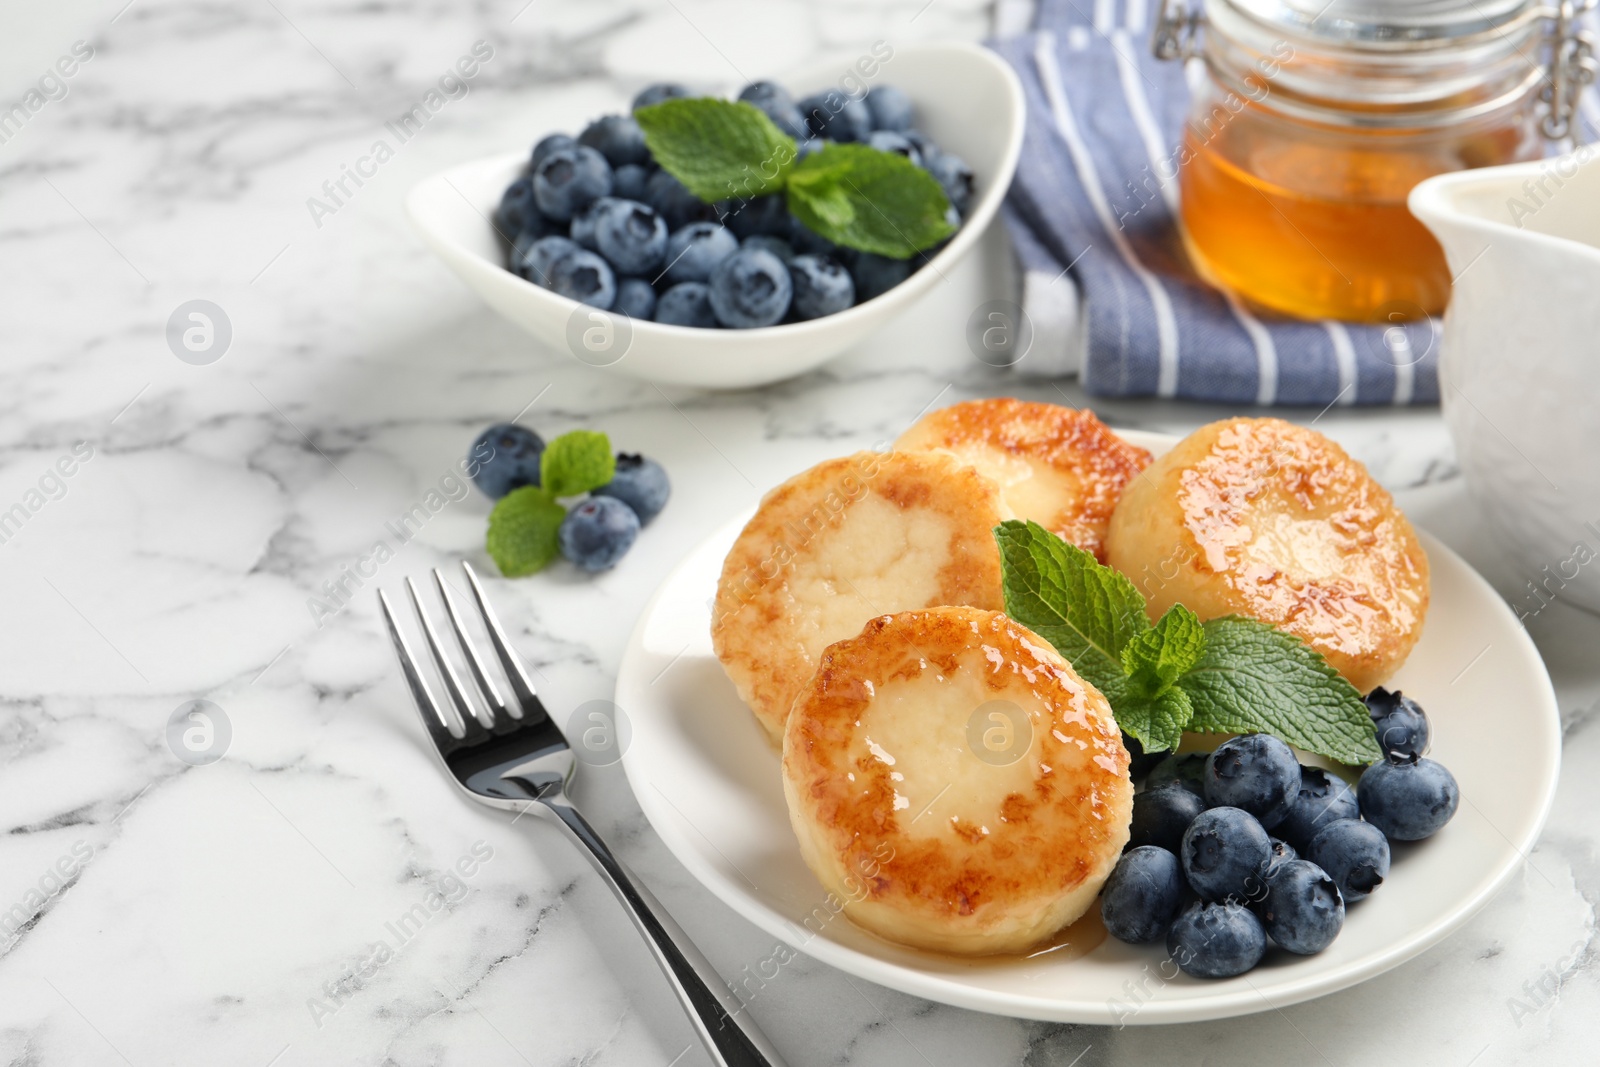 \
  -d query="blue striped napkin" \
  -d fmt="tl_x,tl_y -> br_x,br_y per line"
988,0 -> 1599,406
